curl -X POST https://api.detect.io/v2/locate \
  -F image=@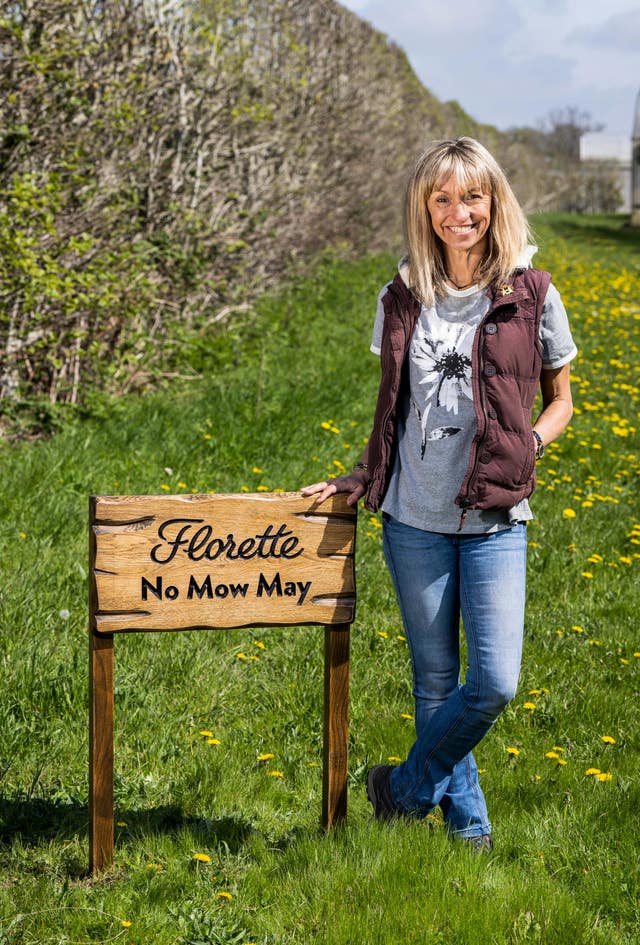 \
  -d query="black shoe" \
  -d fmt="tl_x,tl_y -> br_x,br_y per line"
366,764 -> 398,821
463,833 -> 493,853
